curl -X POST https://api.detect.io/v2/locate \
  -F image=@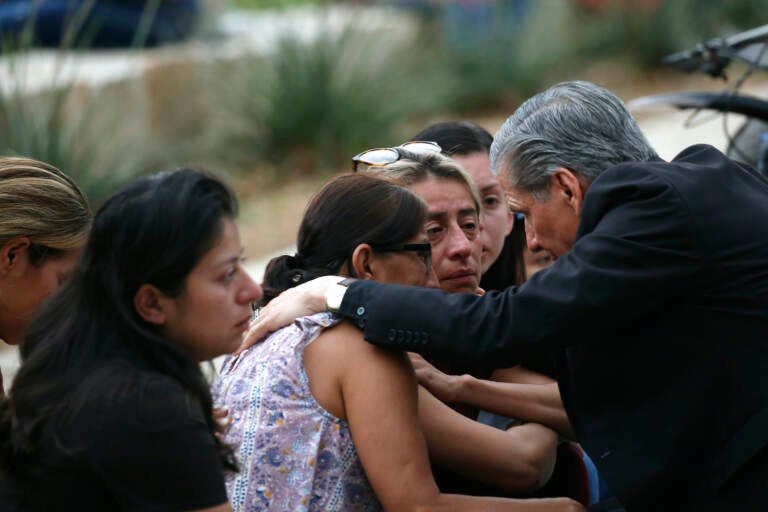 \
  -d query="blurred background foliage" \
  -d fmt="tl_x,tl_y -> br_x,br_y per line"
0,82 -> 158,206
0,0 -> 767,204
204,0 -> 768,176
570,0 -> 768,69
208,23 -> 453,173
